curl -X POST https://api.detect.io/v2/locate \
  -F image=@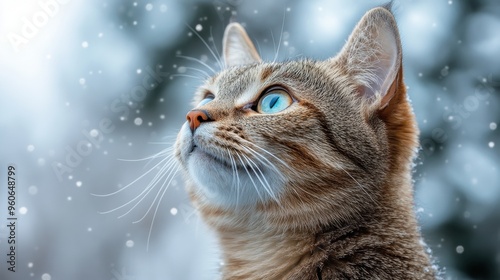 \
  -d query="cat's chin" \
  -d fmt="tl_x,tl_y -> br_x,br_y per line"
186,148 -> 283,208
